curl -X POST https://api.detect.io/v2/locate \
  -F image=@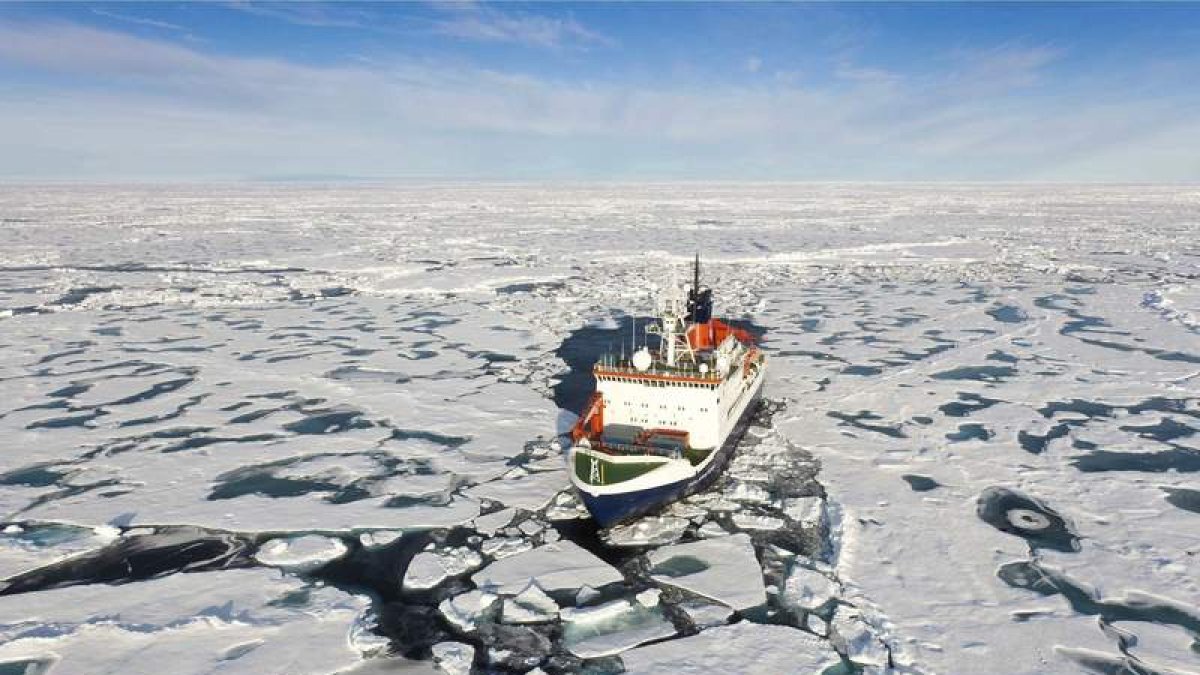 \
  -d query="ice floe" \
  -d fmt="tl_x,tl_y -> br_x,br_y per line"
560,597 -> 676,658
602,515 -> 689,547
430,641 -> 475,675
781,563 -> 840,613
647,533 -> 766,611
254,534 -> 347,572
471,540 -> 623,595
501,582 -> 560,624
620,622 -> 842,674
403,546 -> 484,591
0,568 -> 371,674
3,183 -> 1198,673
437,589 -> 500,633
